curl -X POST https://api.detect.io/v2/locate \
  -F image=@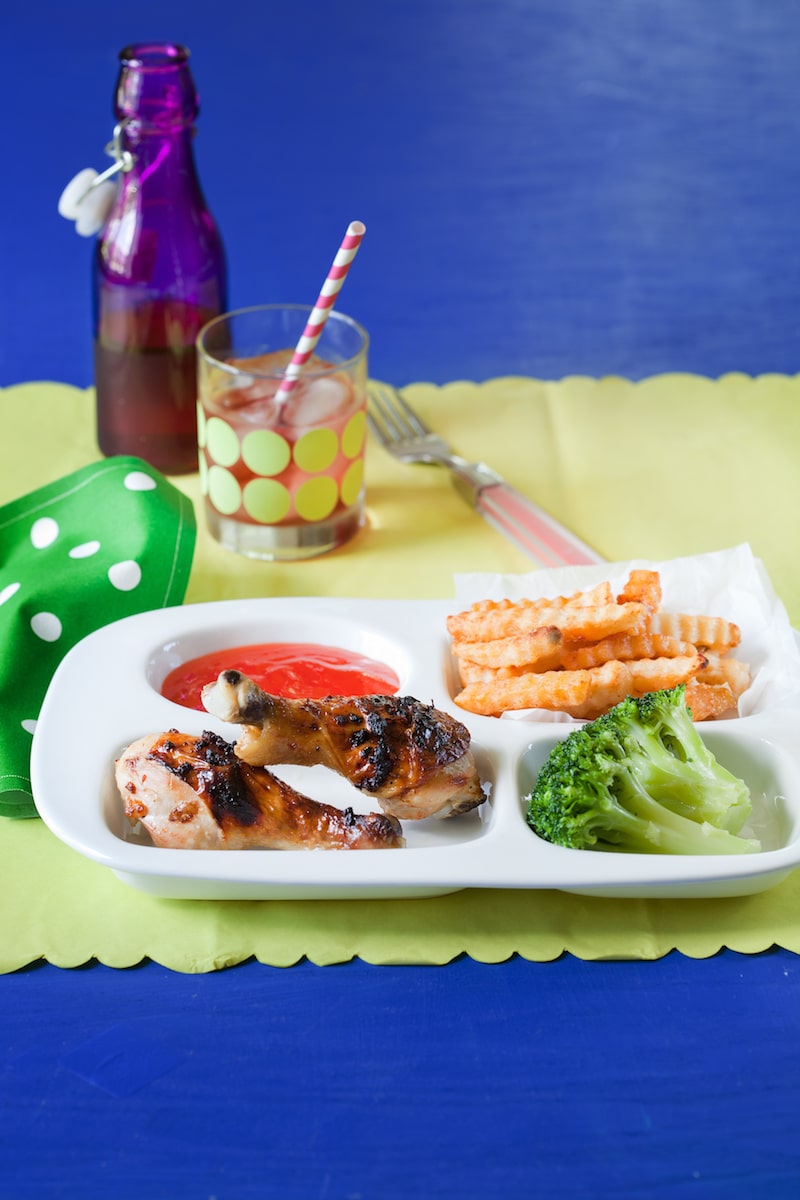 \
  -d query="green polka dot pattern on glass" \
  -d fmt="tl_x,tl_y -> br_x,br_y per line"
208,465 -> 241,515
242,429 -> 291,476
341,459 -> 364,507
243,478 -> 291,523
206,417 -> 240,468
294,428 -> 338,473
200,403 -> 367,526
342,411 -> 366,459
295,476 -> 339,521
